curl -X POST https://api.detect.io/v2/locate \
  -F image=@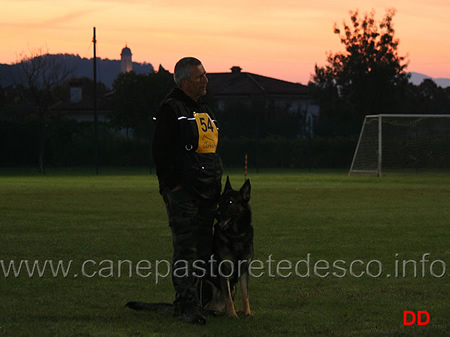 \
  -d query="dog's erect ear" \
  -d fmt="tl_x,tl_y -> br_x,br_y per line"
240,179 -> 251,202
224,175 -> 232,192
